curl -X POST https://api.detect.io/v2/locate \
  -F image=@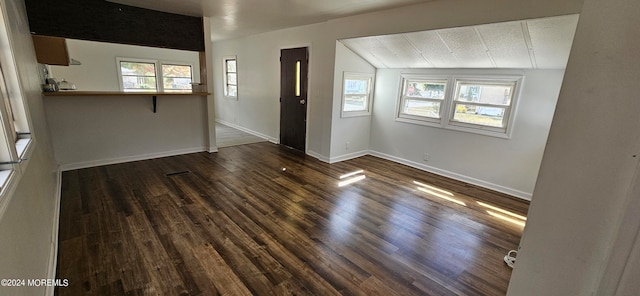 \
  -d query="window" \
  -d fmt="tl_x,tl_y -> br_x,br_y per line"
0,2 -> 35,202
398,77 -> 448,123
117,59 -> 158,92
396,74 -> 522,137
223,56 -> 237,99
117,58 -> 194,92
450,80 -> 517,132
162,64 -> 193,92
341,72 -> 373,117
